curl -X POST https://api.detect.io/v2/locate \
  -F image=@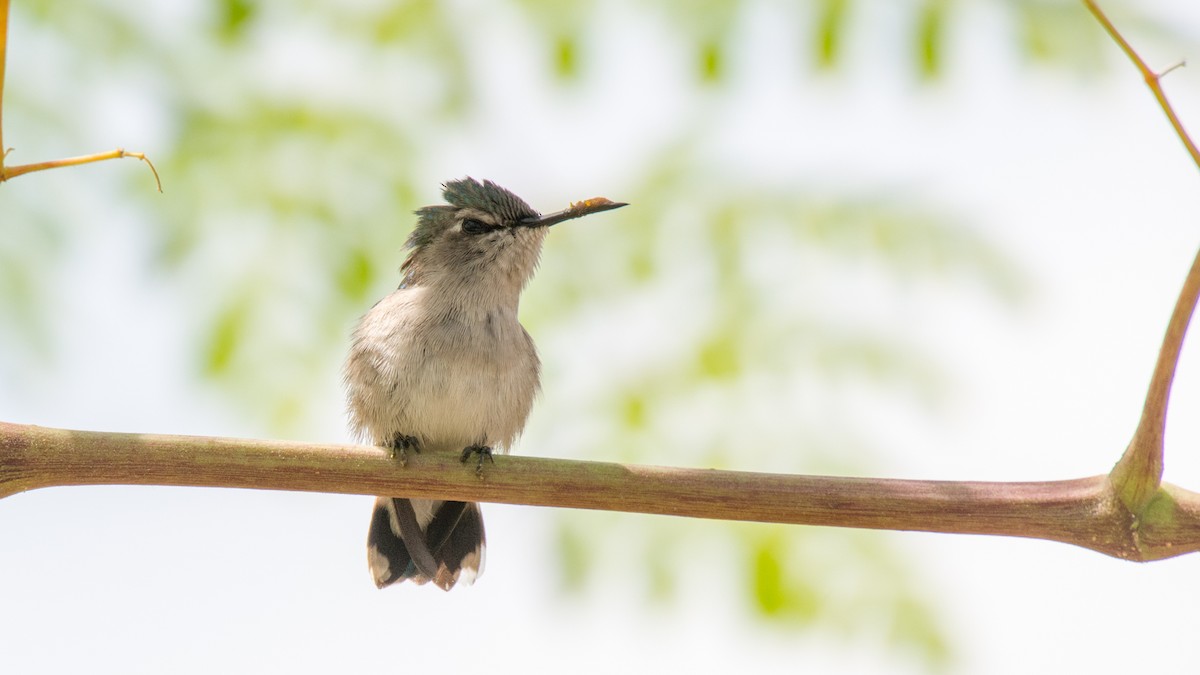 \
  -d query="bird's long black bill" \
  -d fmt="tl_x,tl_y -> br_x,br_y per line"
520,197 -> 627,228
